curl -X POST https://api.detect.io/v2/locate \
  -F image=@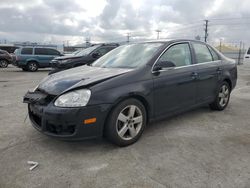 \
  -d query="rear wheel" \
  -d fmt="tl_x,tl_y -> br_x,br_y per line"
0,60 -> 8,68
210,81 -> 231,111
105,99 -> 146,147
27,62 -> 38,72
